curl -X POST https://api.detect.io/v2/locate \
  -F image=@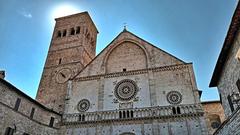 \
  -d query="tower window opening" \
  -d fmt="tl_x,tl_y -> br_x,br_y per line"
62,30 -> 67,37
123,68 -> 126,72
70,28 -> 75,35
59,58 -> 62,65
76,26 -> 80,34
57,31 -> 61,38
